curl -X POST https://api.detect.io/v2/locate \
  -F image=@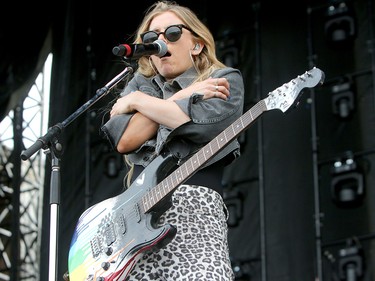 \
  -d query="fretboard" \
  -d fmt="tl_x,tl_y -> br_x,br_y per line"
142,99 -> 267,212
